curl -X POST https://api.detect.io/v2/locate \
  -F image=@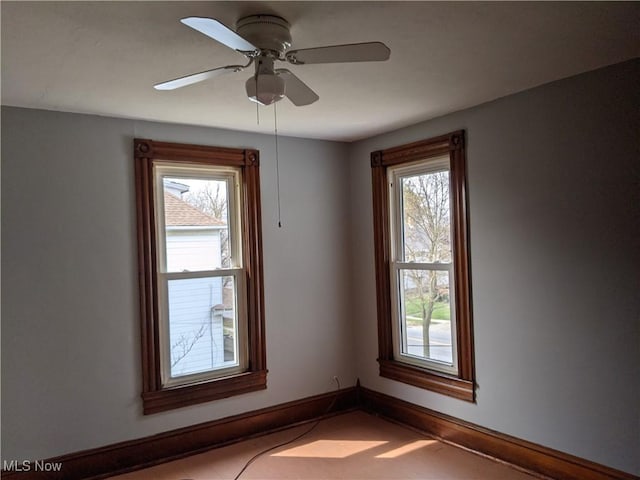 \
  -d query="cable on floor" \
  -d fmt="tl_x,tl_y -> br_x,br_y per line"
232,377 -> 342,480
